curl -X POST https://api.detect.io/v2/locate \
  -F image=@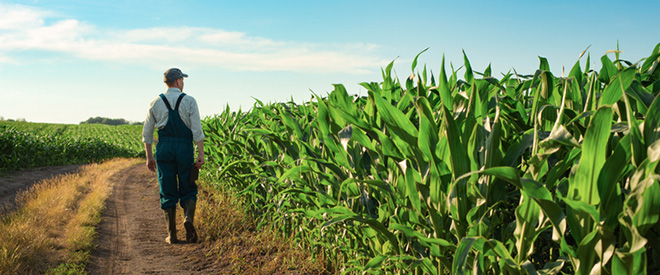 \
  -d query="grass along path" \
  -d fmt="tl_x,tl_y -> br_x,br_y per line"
196,178 -> 329,274
0,158 -> 139,274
